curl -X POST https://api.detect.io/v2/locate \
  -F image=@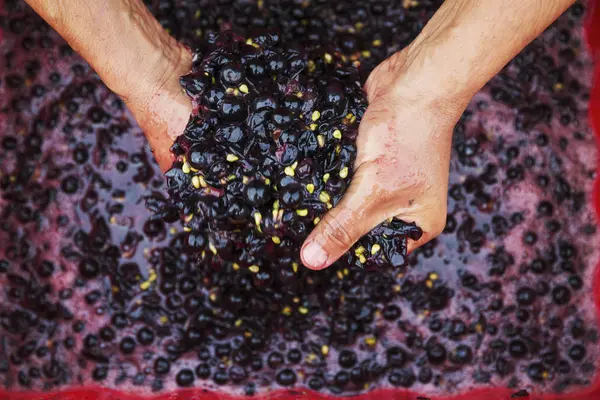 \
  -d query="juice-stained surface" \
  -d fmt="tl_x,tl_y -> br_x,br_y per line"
0,0 -> 598,399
